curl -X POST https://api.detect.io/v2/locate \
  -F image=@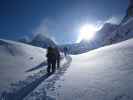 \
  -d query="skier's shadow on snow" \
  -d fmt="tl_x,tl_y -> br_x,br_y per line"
2,72 -> 53,100
26,61 -> 47,72
26,57 -> 64,73
2,56 -> 72,100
